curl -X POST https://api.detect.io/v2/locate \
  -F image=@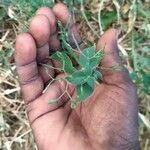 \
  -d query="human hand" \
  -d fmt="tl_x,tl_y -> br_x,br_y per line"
15,3 -> 140,150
